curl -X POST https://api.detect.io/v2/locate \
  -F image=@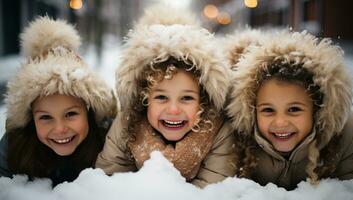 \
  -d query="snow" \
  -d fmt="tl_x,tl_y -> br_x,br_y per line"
1,151 -> 352,200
